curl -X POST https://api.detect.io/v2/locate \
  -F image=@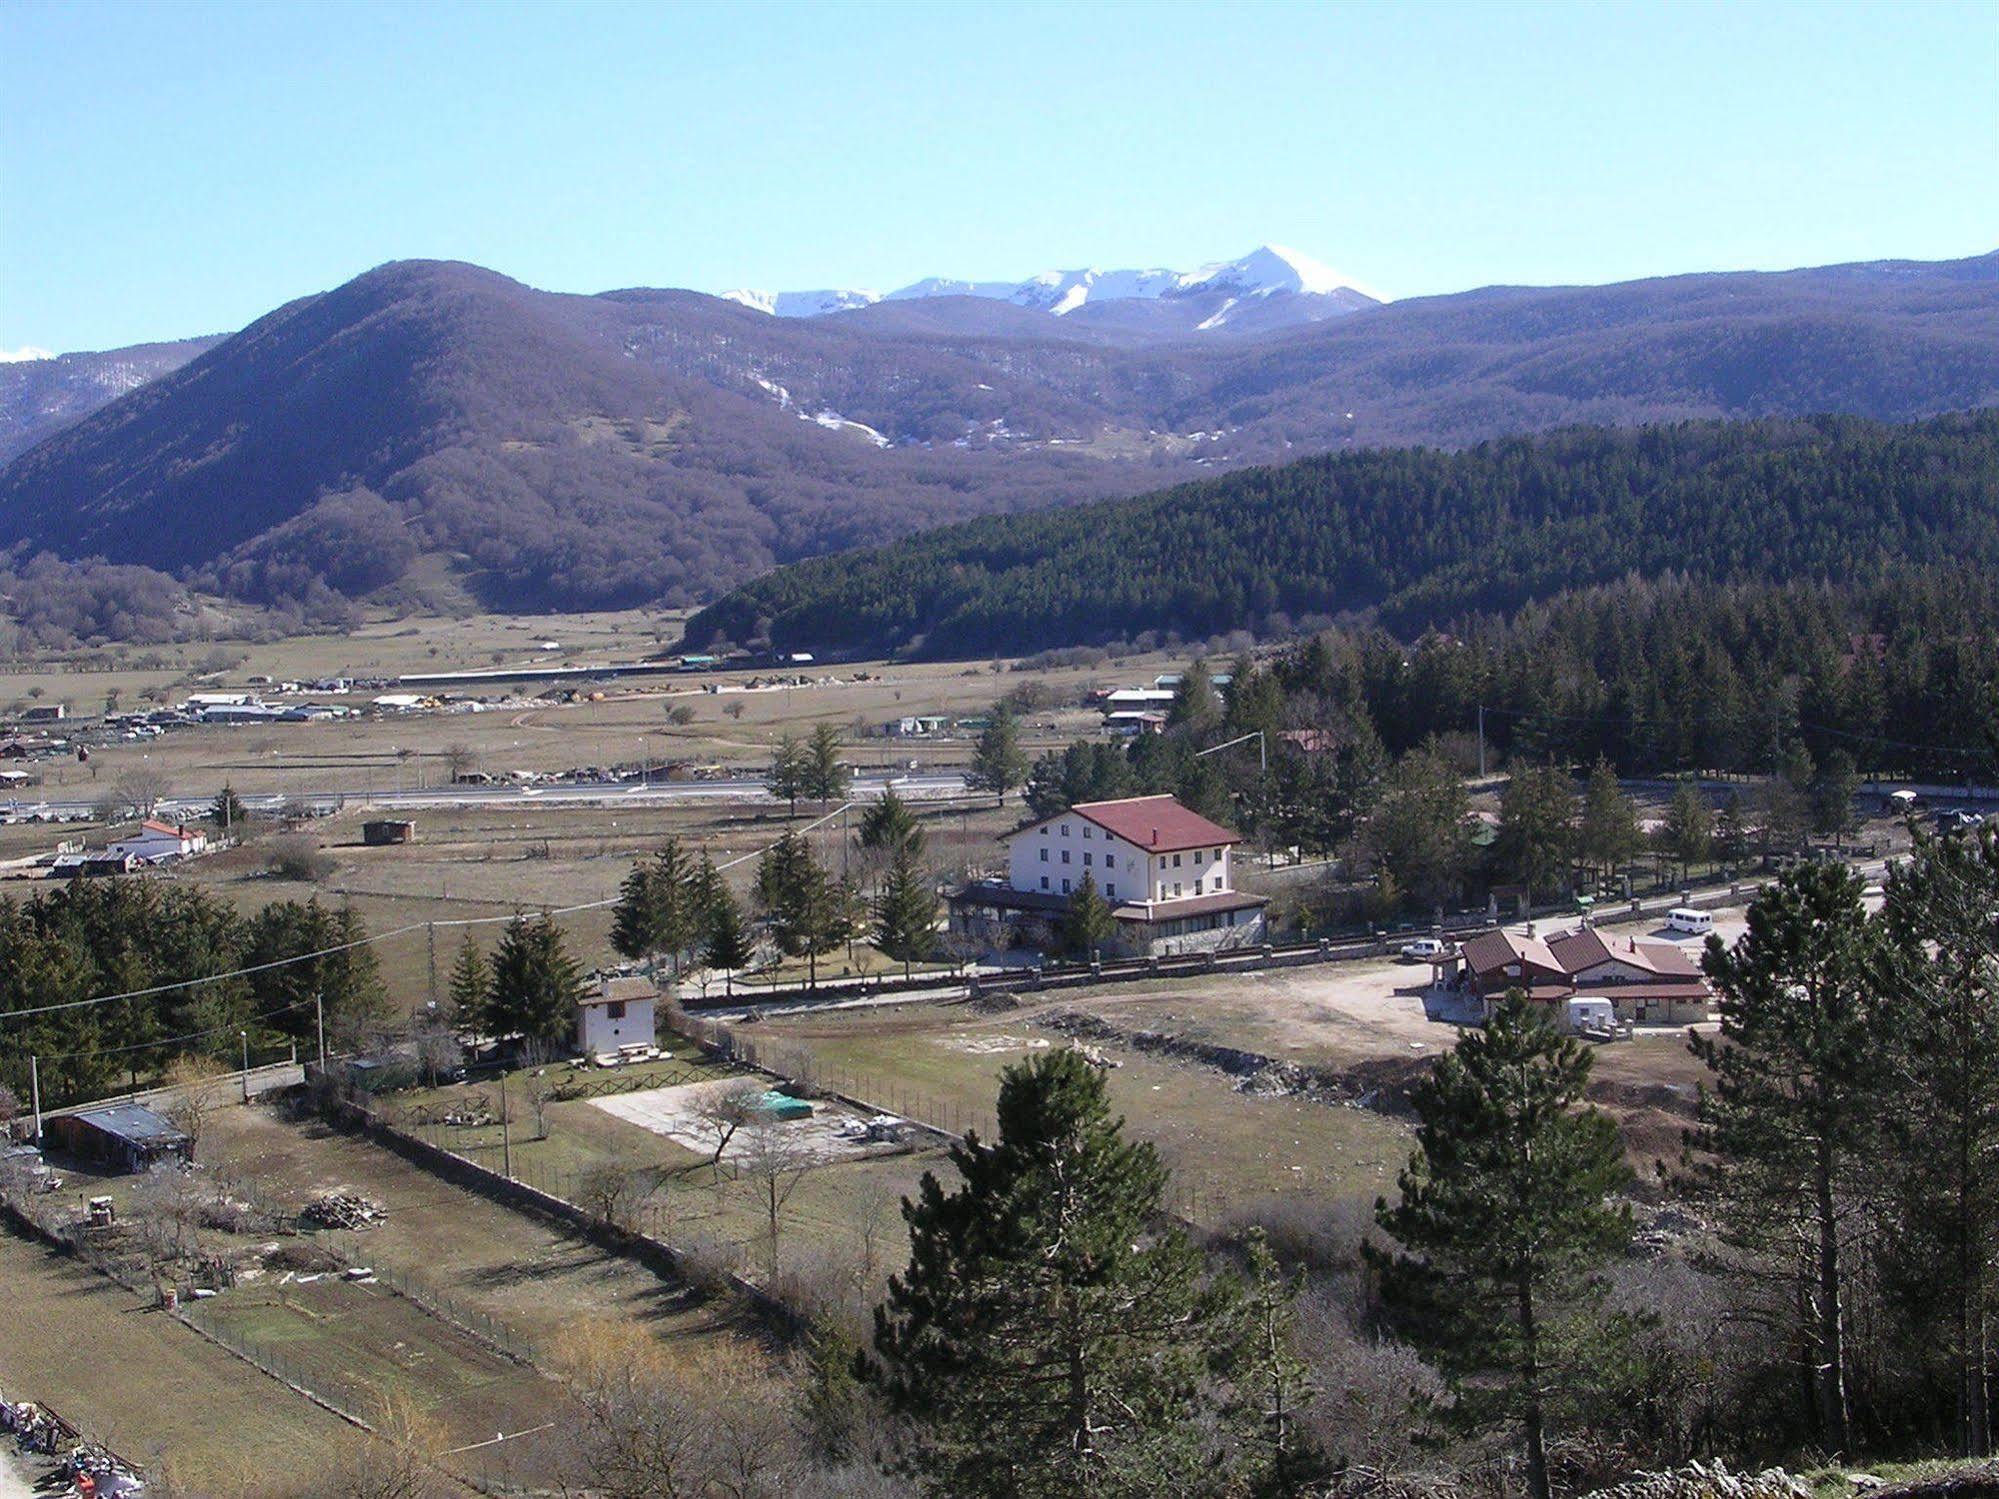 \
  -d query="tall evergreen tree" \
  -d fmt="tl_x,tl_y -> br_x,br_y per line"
1371,995 -> 1633,1499
756,832 -> 852,986
858,787 -> 925,857
1367,745 -> 1471,910
608,860 -> 659,965
768,732 -> 809,817
208,783 -> 246,833
1662,781 -> 1714,883
871,1050 -> 1236,1498
702,880 -> 755,986
873,843 -> 939,977
1494,763 -> 1576,901
966,704 -> 1028,806
804,721 -> 851,805
1576,758 -> 1641,889
484,912 -> 584,1054
1690,861 -> 1881,1454
446,931 -> 488,1022
1876,825 -> 1999,1456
